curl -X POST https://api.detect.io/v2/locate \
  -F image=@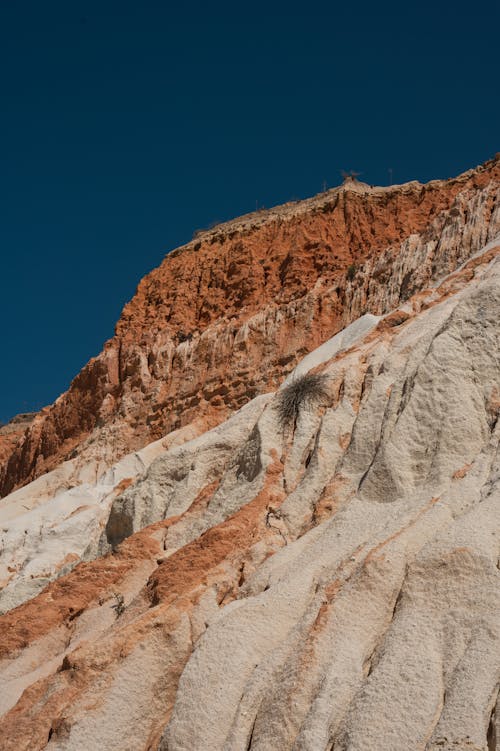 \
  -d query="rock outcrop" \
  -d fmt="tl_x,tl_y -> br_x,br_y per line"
0,413 -> 37,469
1,158 -> 499,498
0,227 -> 499,750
